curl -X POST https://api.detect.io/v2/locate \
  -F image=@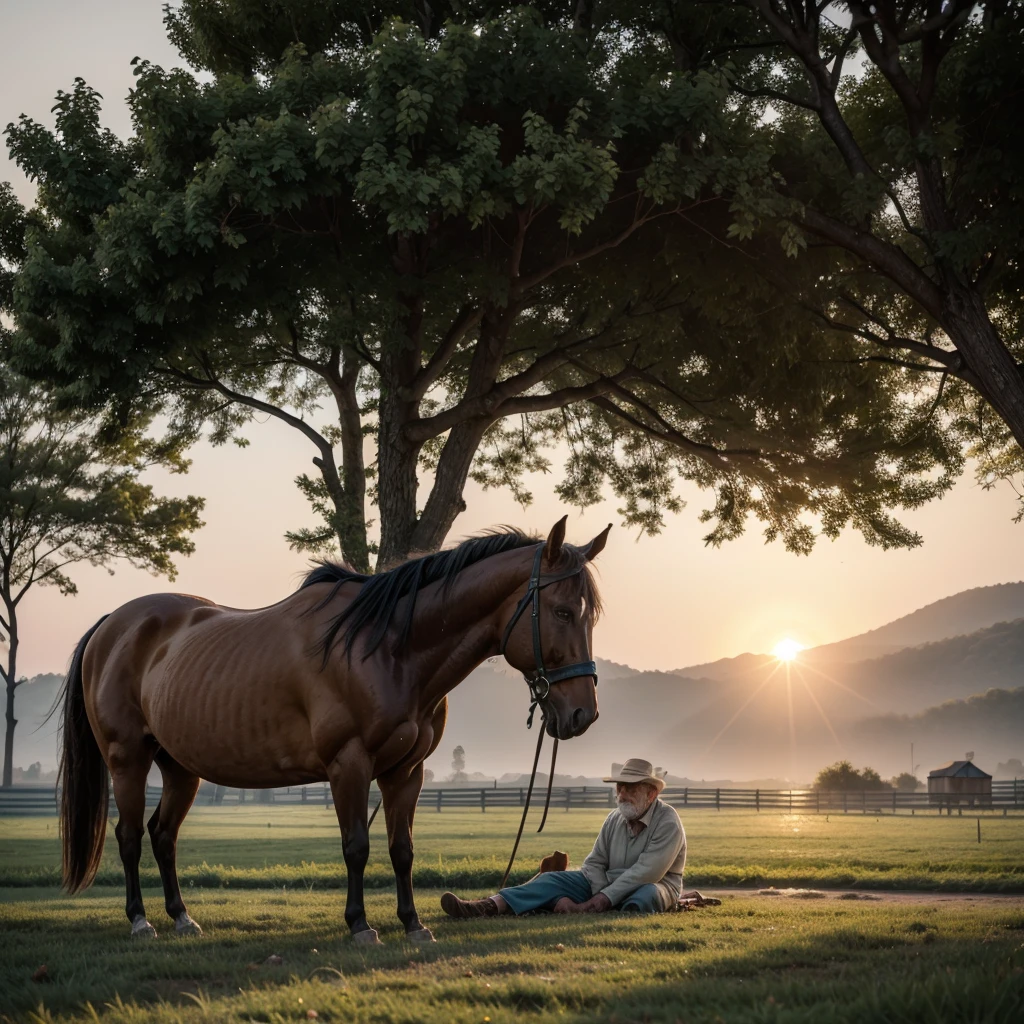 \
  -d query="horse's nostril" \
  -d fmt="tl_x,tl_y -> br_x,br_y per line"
572,707 -> 585,733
